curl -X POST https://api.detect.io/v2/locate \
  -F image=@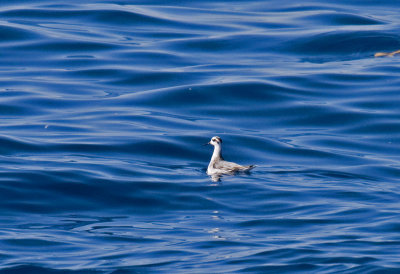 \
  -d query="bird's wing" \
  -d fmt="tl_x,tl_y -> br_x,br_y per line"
214,160 -> 244,173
